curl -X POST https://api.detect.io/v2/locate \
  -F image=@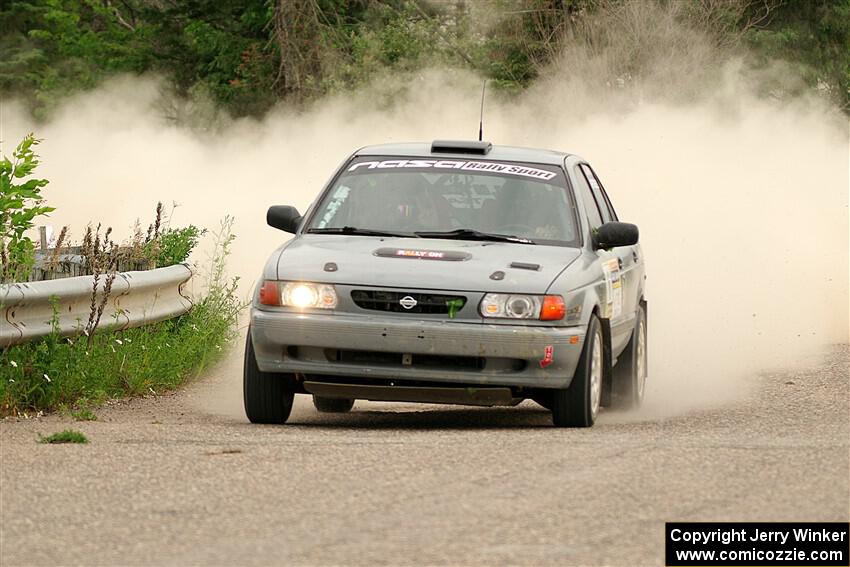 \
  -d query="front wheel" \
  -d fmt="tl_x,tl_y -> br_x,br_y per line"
243,330 -> 295,424
551,315 -> 604,427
